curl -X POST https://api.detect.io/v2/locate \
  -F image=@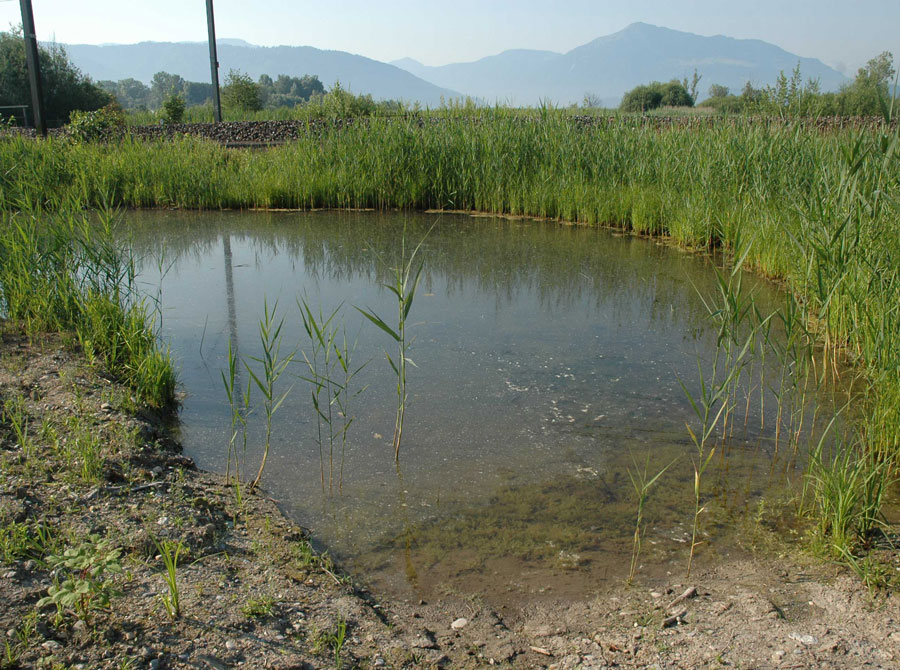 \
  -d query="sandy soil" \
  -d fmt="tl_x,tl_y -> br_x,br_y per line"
1,329 -> 898,669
